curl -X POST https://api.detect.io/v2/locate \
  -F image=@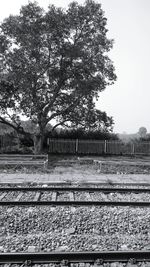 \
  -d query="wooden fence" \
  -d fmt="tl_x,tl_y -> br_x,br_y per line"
1,135 -> 150,155
48,138 -> 150,155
